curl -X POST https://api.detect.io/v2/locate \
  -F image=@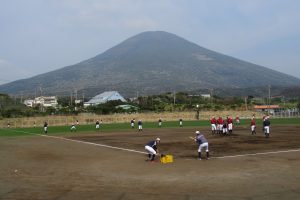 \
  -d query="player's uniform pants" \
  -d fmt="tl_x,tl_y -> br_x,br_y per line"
211,124 -> 216,131
198,142 -> 209,153
131,123 -> 134,128
44,127 -> 47,133
145,145 -> 157,155
228,123 -> 233,130
139,125 -> 142,130
158,122 -> 162,126
179,121 -> 183,126
264,126 -> 270,134
96,124 -> 100,129
219,124 -> 223,131
251,125 -> 256,132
